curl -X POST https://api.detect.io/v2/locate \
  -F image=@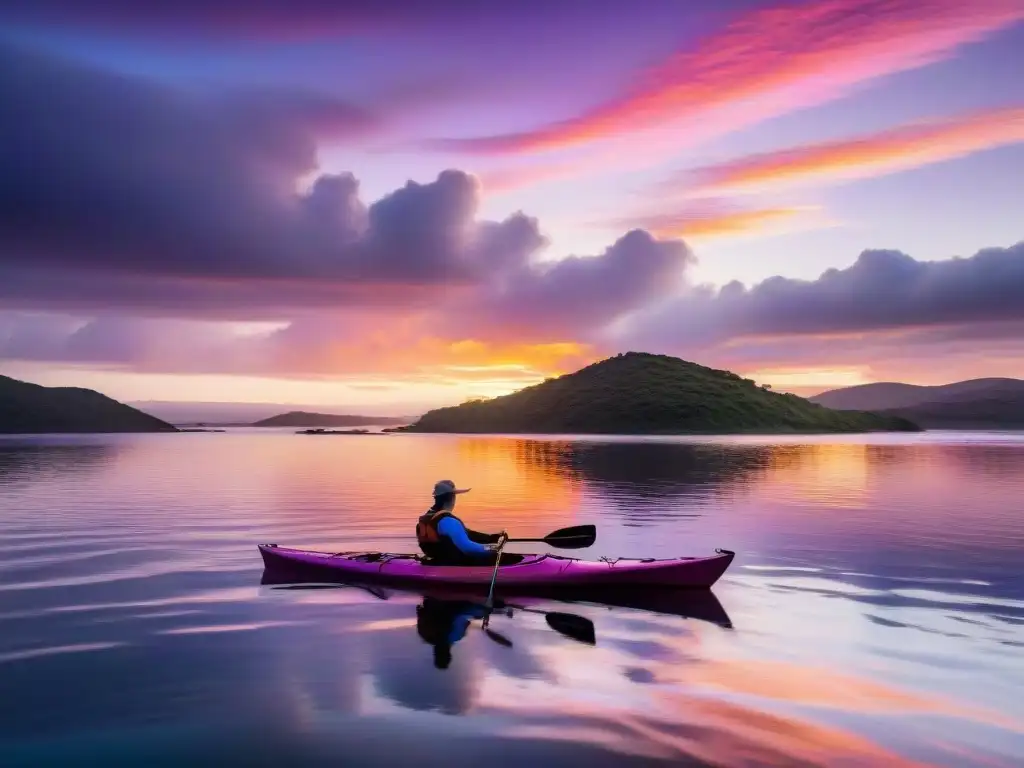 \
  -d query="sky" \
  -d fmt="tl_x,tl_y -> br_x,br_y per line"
1,0 -> 1023,416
